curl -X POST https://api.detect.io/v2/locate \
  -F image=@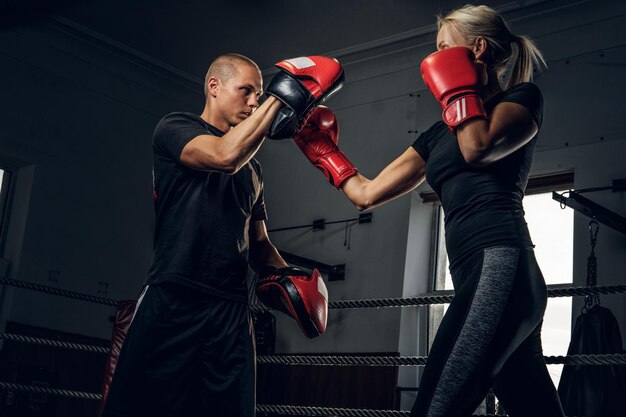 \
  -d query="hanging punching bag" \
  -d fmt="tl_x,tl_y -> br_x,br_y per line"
557,220 -> 626,416
558,304 -> 626,416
